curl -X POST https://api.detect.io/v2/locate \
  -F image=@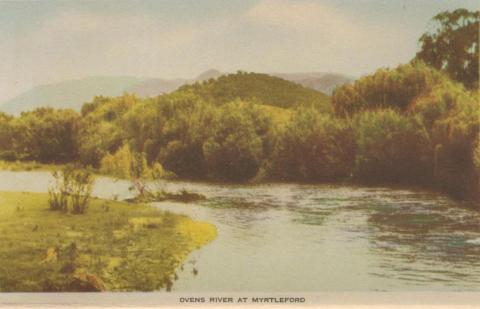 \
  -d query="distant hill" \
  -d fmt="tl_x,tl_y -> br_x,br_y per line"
126,78 -> 185,97
193,69 -> 223,81
0,69 -> 351,114
271,72 -> 328,81
128,70 -> 352,100
174,72 -> 332,111
126,69 -> 224,98
295,74 -> 354,95
271,72 -> 354,94
0,76 -> 142,115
